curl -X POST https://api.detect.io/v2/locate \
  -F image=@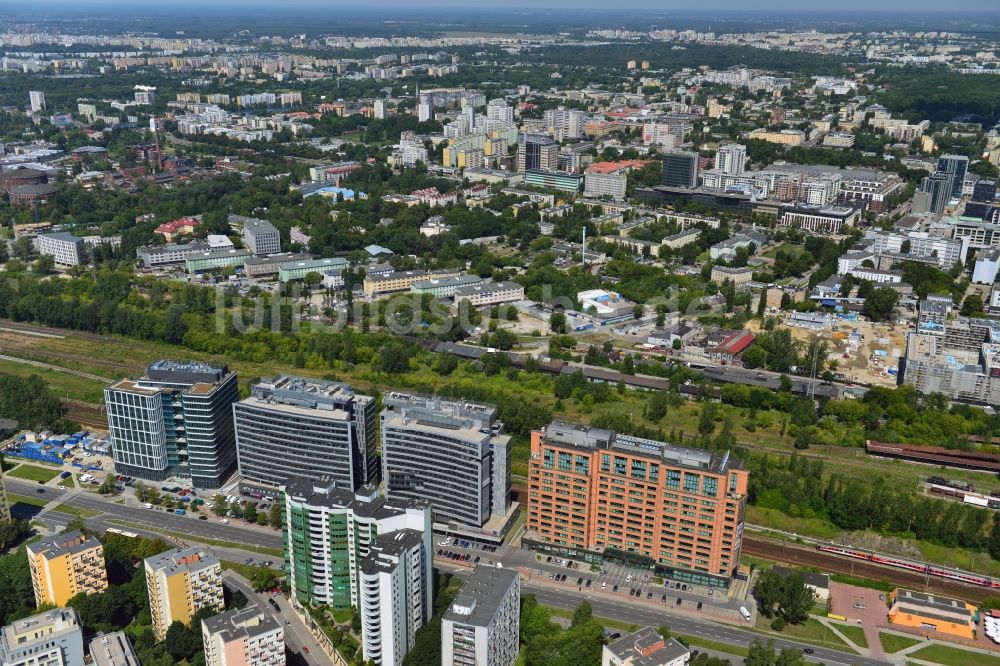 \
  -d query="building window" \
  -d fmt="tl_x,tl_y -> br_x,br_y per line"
631,460 -> 646,480
614,457 -> 627,476
601,454 -> 610,472
543,450 -> 554,469
703,477 -> 718,498
666,470 -> 681,490
558,452 -> 573,471
684,473 -> 700,494
730,473 -> 738,493
649,463 -> 659,482
575,455 -> 590,475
